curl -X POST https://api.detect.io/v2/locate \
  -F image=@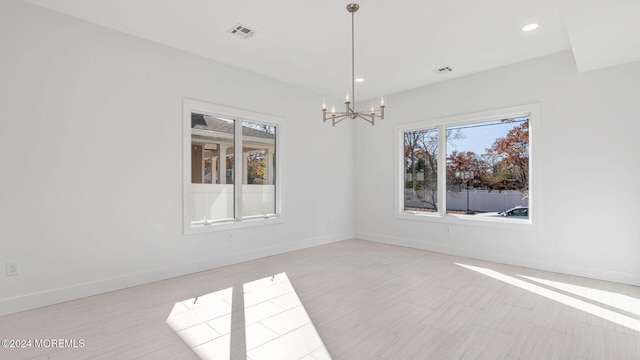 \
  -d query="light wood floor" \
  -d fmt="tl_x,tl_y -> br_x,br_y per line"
1,239 -> 639,359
